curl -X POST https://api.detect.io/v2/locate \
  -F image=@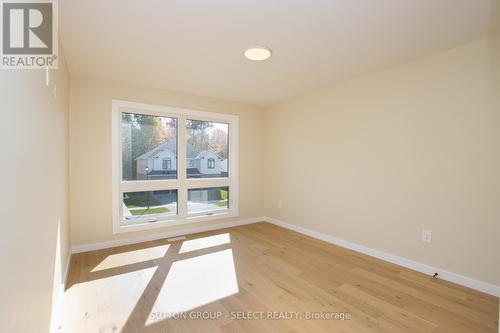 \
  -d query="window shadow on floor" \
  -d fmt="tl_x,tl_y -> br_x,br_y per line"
65,230 -> 240,332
